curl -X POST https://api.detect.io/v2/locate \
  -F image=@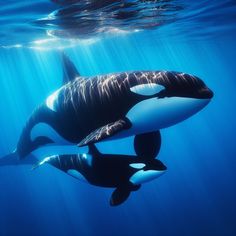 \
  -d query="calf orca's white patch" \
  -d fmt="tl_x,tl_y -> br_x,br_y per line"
31,123 -> 71,145
129,163 -> 146,169
67,169 -> 87,182
46,88 -> 62,112
130,169 -> 165,185
130,83 -> 165,96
